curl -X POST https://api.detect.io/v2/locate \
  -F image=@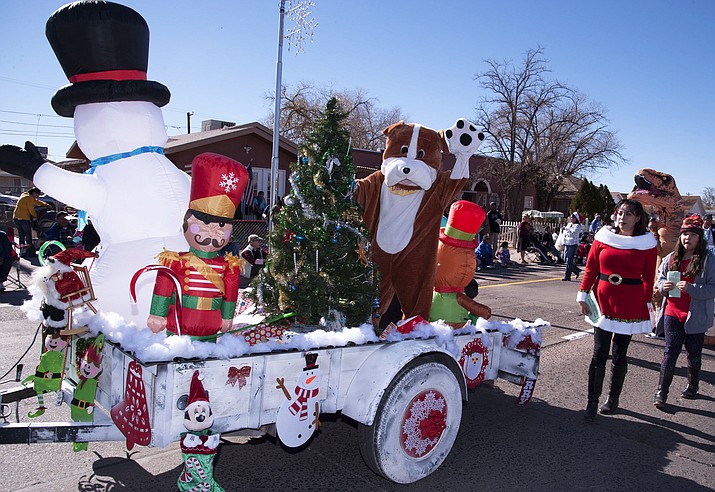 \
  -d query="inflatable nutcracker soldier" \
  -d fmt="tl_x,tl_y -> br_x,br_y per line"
146,152 -> 248,337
